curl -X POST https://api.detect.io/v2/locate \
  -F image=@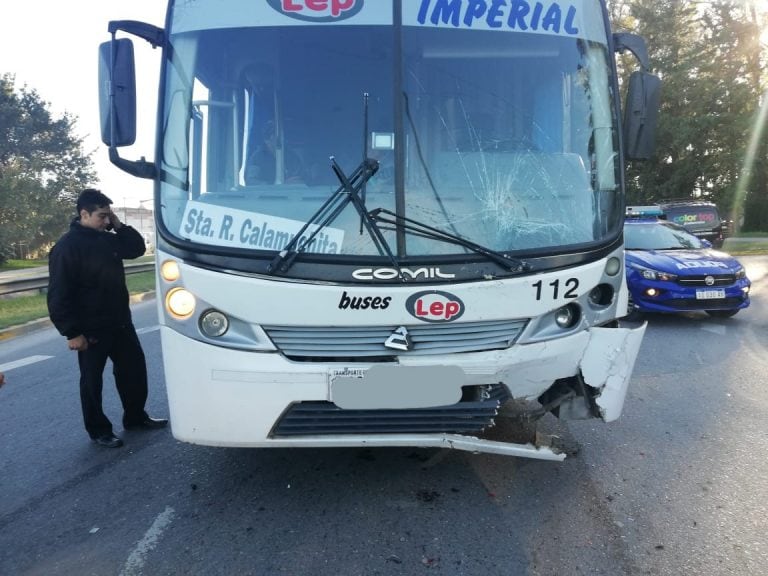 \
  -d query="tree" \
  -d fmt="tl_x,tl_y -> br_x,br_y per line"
0,74 -> 95,263
616,0 -> 719,203
612,1 -> 768,232
734,1 -> 768,232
